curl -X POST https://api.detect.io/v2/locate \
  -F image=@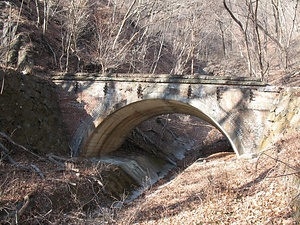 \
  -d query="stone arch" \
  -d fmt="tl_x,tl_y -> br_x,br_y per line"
80,99 -> 240,157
